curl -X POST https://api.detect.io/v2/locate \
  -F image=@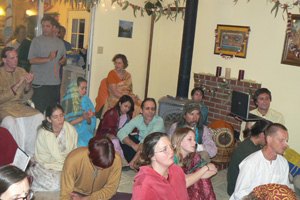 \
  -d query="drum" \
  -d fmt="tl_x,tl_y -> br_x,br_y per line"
209,120 -> 236,163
